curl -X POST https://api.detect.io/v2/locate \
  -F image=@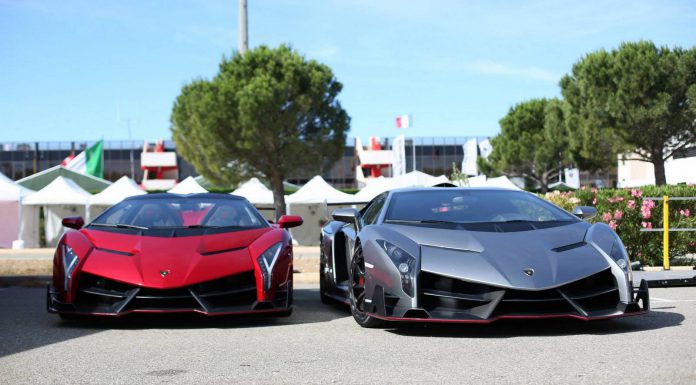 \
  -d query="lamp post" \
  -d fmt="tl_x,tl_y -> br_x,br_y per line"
238,0 -> 248,54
